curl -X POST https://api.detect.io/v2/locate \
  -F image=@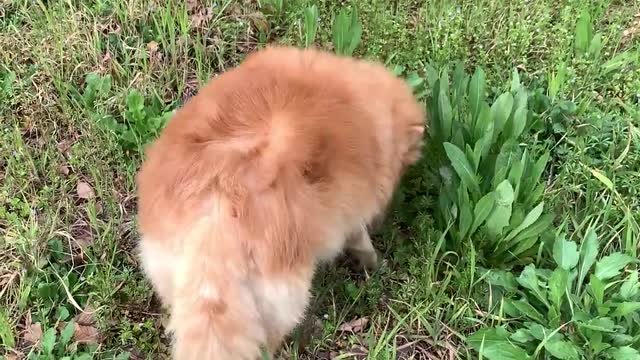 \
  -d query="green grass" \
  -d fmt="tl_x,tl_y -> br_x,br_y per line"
1,0 -> 639,359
